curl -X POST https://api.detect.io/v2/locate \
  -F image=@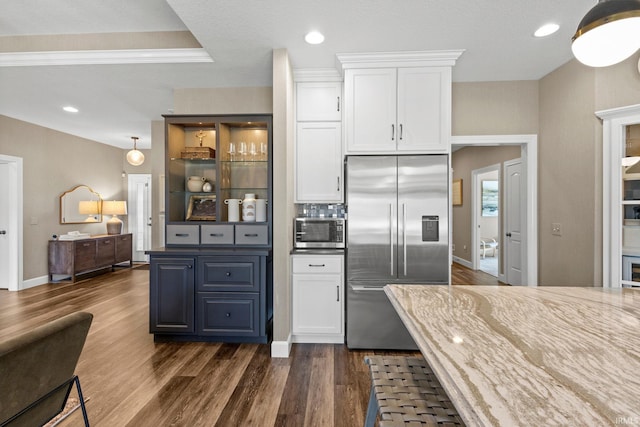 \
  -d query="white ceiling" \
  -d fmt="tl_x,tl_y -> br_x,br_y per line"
0,0 -> 596,149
